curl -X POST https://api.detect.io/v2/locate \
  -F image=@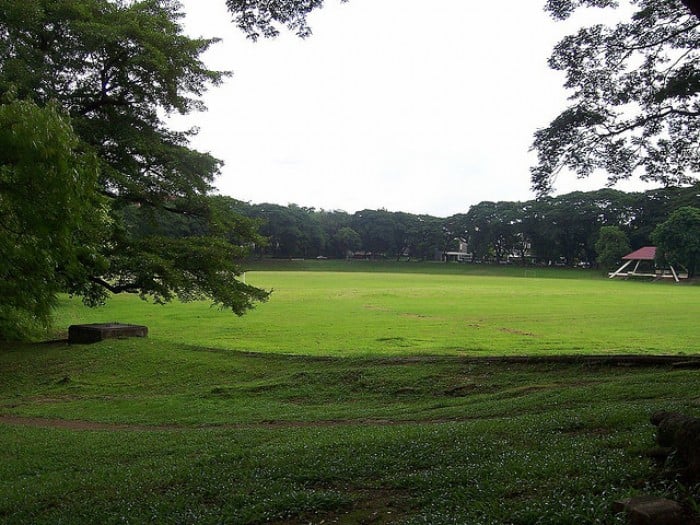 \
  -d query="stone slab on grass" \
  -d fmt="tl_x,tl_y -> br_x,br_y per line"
68,323 -> 148,344
612,496 -> 684,525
